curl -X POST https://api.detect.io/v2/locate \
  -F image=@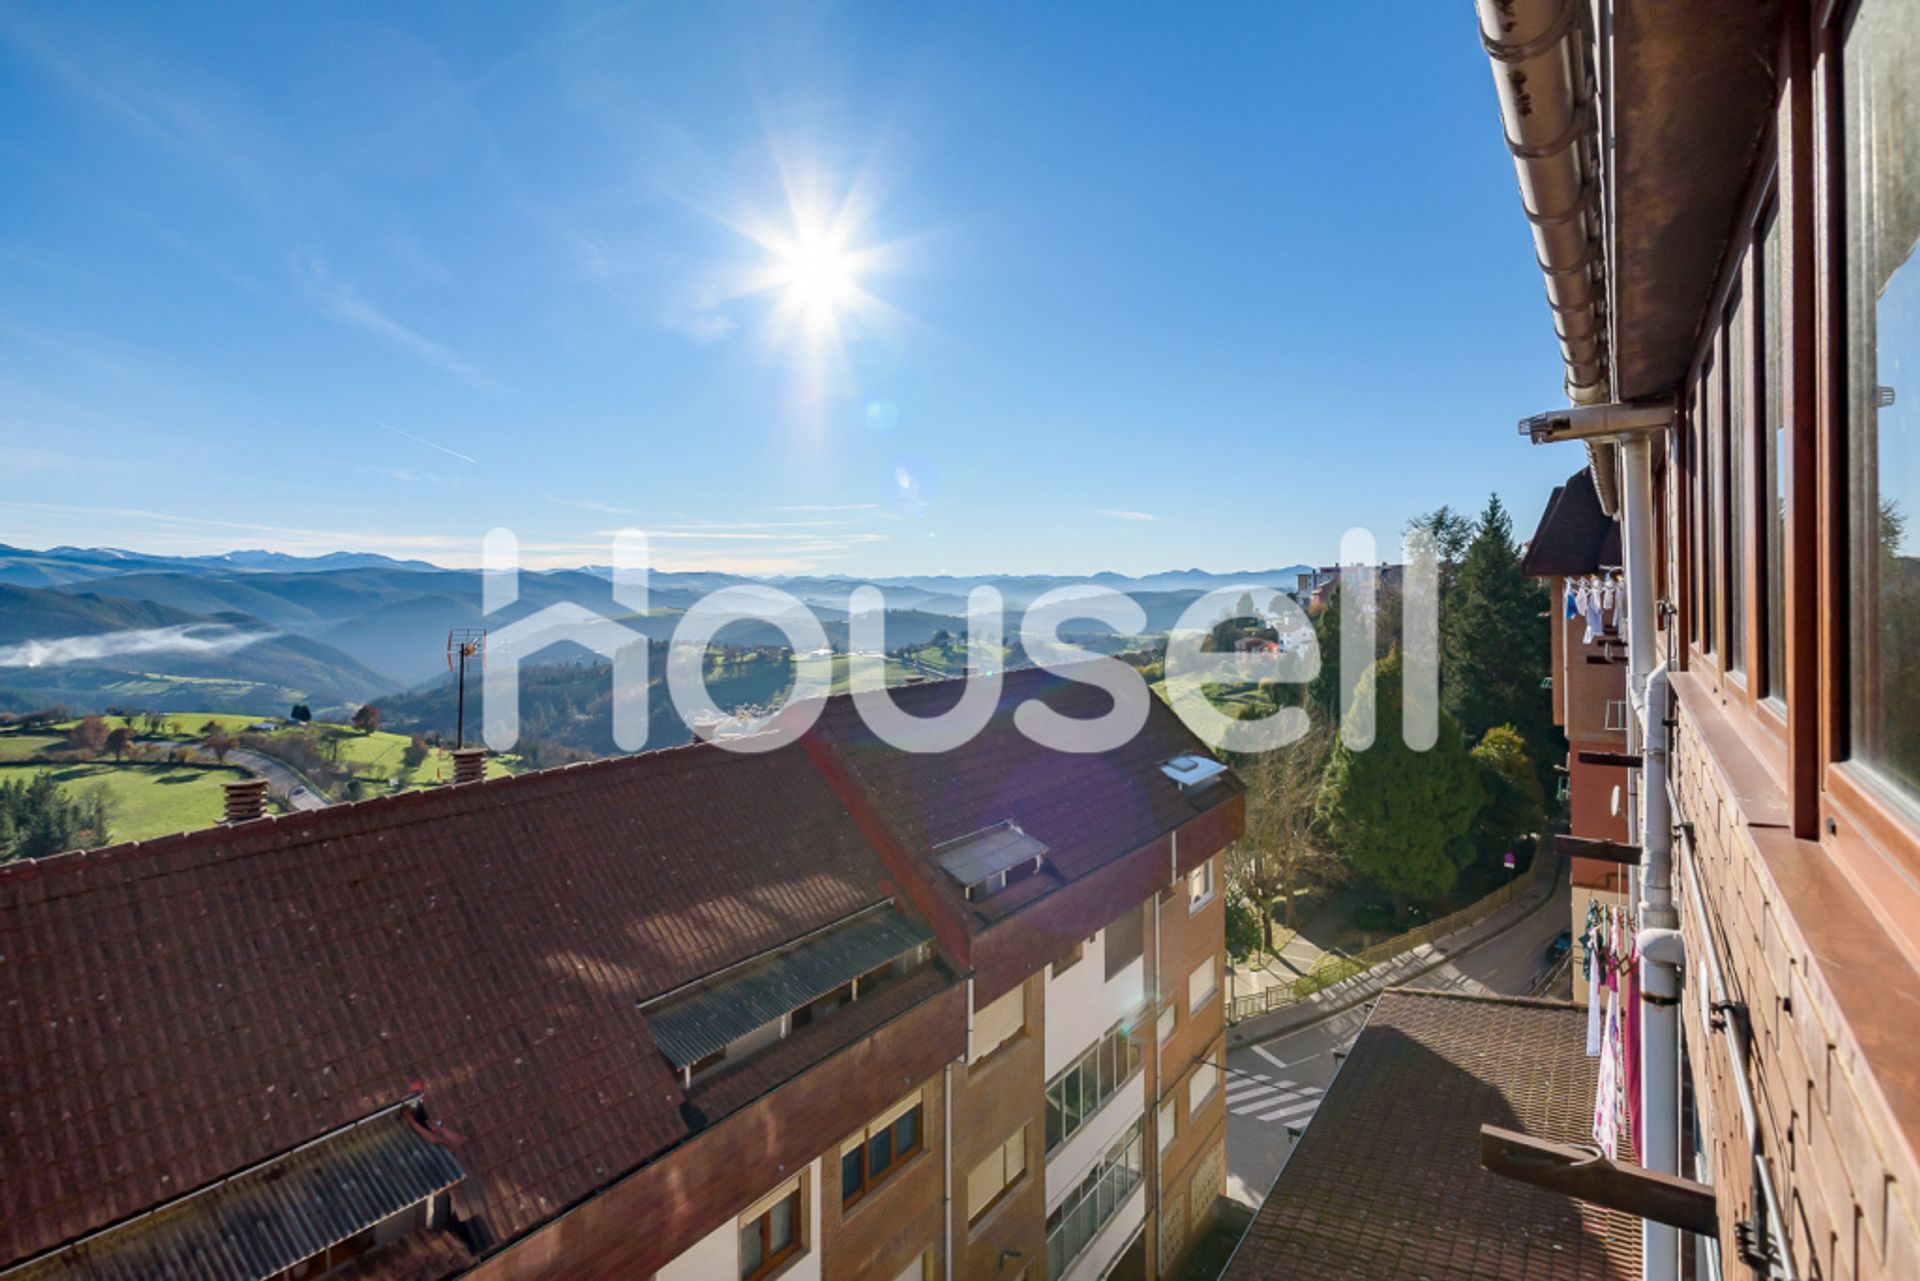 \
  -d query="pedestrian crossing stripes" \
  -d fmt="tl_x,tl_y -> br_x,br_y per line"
1224,1073 -> 1325,1124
